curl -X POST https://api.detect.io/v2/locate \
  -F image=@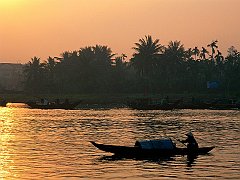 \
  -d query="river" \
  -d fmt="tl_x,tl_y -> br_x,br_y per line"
0,104 -> 239,179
